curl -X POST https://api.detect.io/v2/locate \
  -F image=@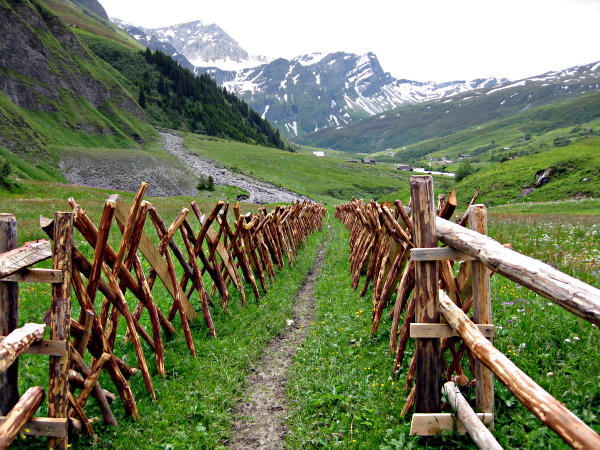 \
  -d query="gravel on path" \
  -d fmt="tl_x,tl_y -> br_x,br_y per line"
160,132 -> 310,204
226,236 -> 328,449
